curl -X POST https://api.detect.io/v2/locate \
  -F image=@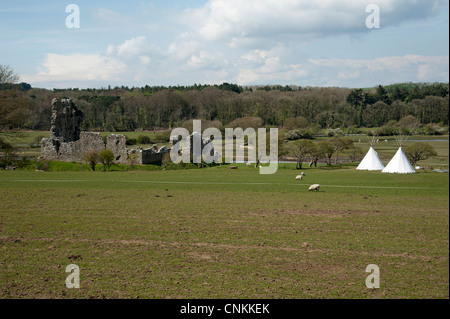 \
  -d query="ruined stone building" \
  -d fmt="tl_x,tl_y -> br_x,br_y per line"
40,98 -> 170,165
